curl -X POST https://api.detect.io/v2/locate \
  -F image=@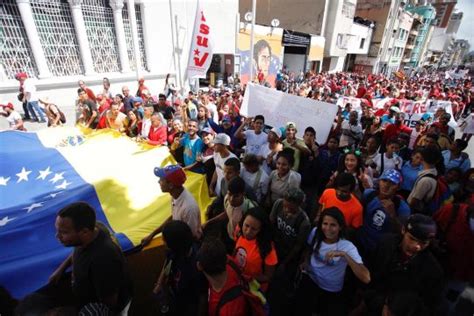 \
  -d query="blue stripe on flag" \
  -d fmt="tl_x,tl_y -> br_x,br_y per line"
0,131 -> 132,299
